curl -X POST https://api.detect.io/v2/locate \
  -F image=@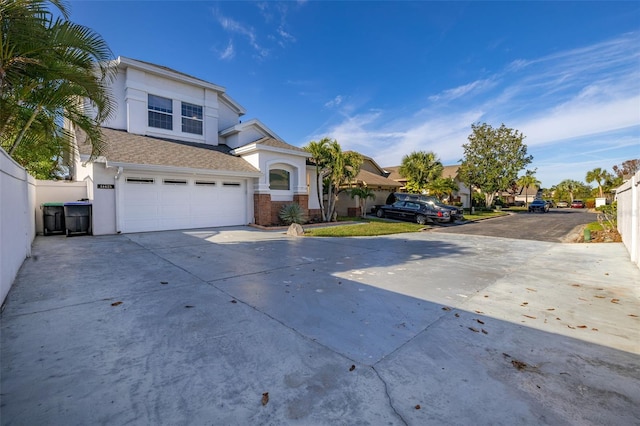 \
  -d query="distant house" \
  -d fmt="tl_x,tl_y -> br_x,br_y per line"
69,56 -> 321,234
384,164 -> 471,208
334,155 -> 402,216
